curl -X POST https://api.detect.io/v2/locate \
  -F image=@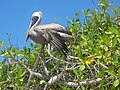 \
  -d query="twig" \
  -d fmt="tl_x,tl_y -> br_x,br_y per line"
86,64 -> 94,76
66,64 -> 80,70
6,33 -> 12,47
91,0 -> 98,10
50,66 -> 58,73
7,59 -> 21,64
93,64 -> 99,74
68,55 -> 79,60
100,63 -> 108,69
45,58 -> 52,63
